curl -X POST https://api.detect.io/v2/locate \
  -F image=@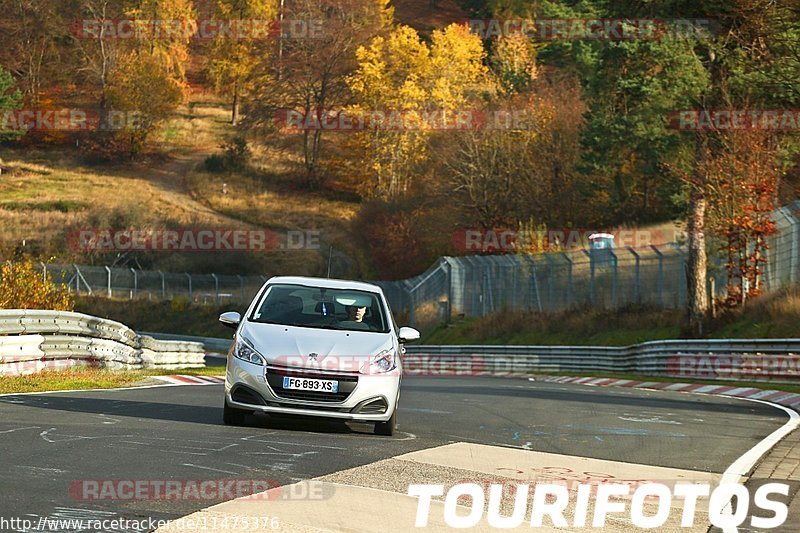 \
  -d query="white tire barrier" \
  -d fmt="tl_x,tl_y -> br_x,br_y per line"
0,310 -> 206,376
